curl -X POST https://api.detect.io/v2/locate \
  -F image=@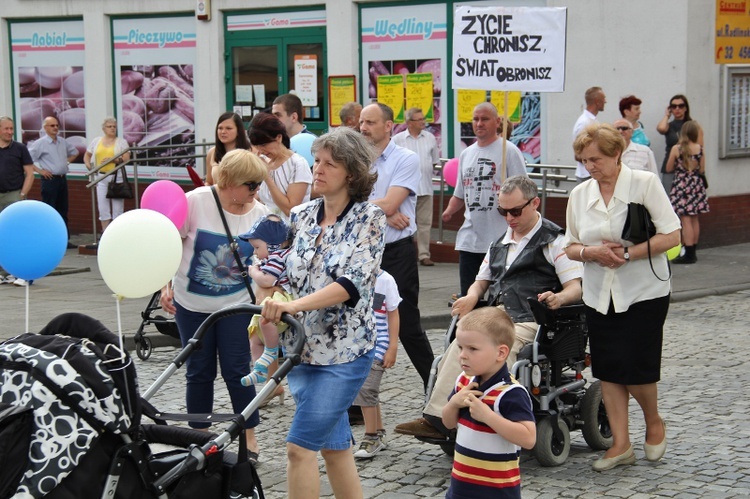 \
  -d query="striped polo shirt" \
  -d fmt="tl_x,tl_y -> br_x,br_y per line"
446,365 -> 534,499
